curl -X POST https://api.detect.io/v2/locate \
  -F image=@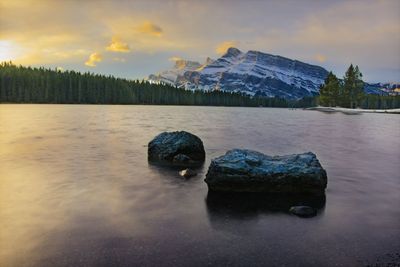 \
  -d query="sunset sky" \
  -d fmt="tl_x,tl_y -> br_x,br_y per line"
0,0 -> 399,82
